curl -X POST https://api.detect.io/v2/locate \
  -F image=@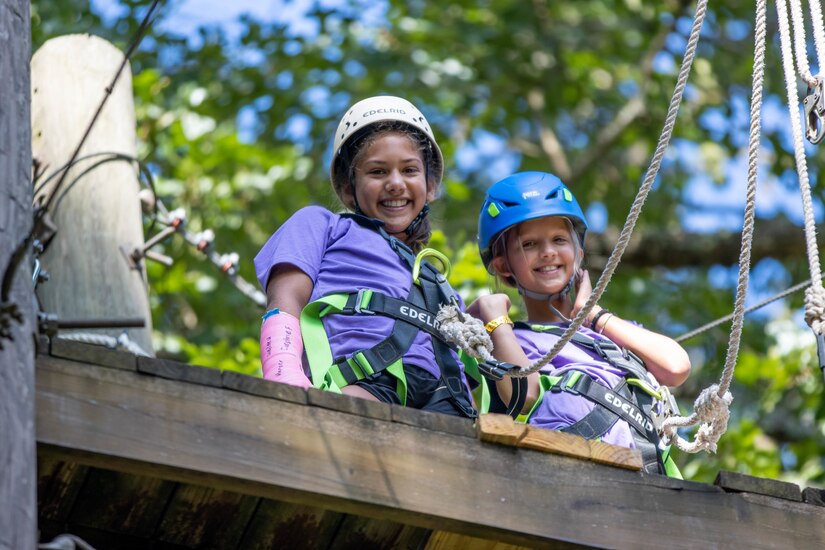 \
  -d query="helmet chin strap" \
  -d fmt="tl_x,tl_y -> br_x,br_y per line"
405,202 -> 430,236
516,276 -> 576,323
